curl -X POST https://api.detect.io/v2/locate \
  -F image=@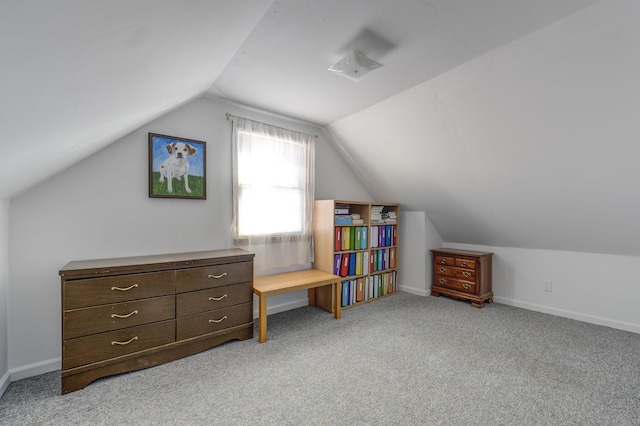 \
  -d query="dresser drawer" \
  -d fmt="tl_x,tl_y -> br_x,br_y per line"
62,320 -> 175,370
434,266 -> 476,281
175,261 -> 252,293
63,295 -> 175,340
64,271 -> 174,309
434,275 -> 476,294
176,282 -> 252,318
434,256 -> 454,266
176,302 -> 253,341
455,258 -> 476,269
